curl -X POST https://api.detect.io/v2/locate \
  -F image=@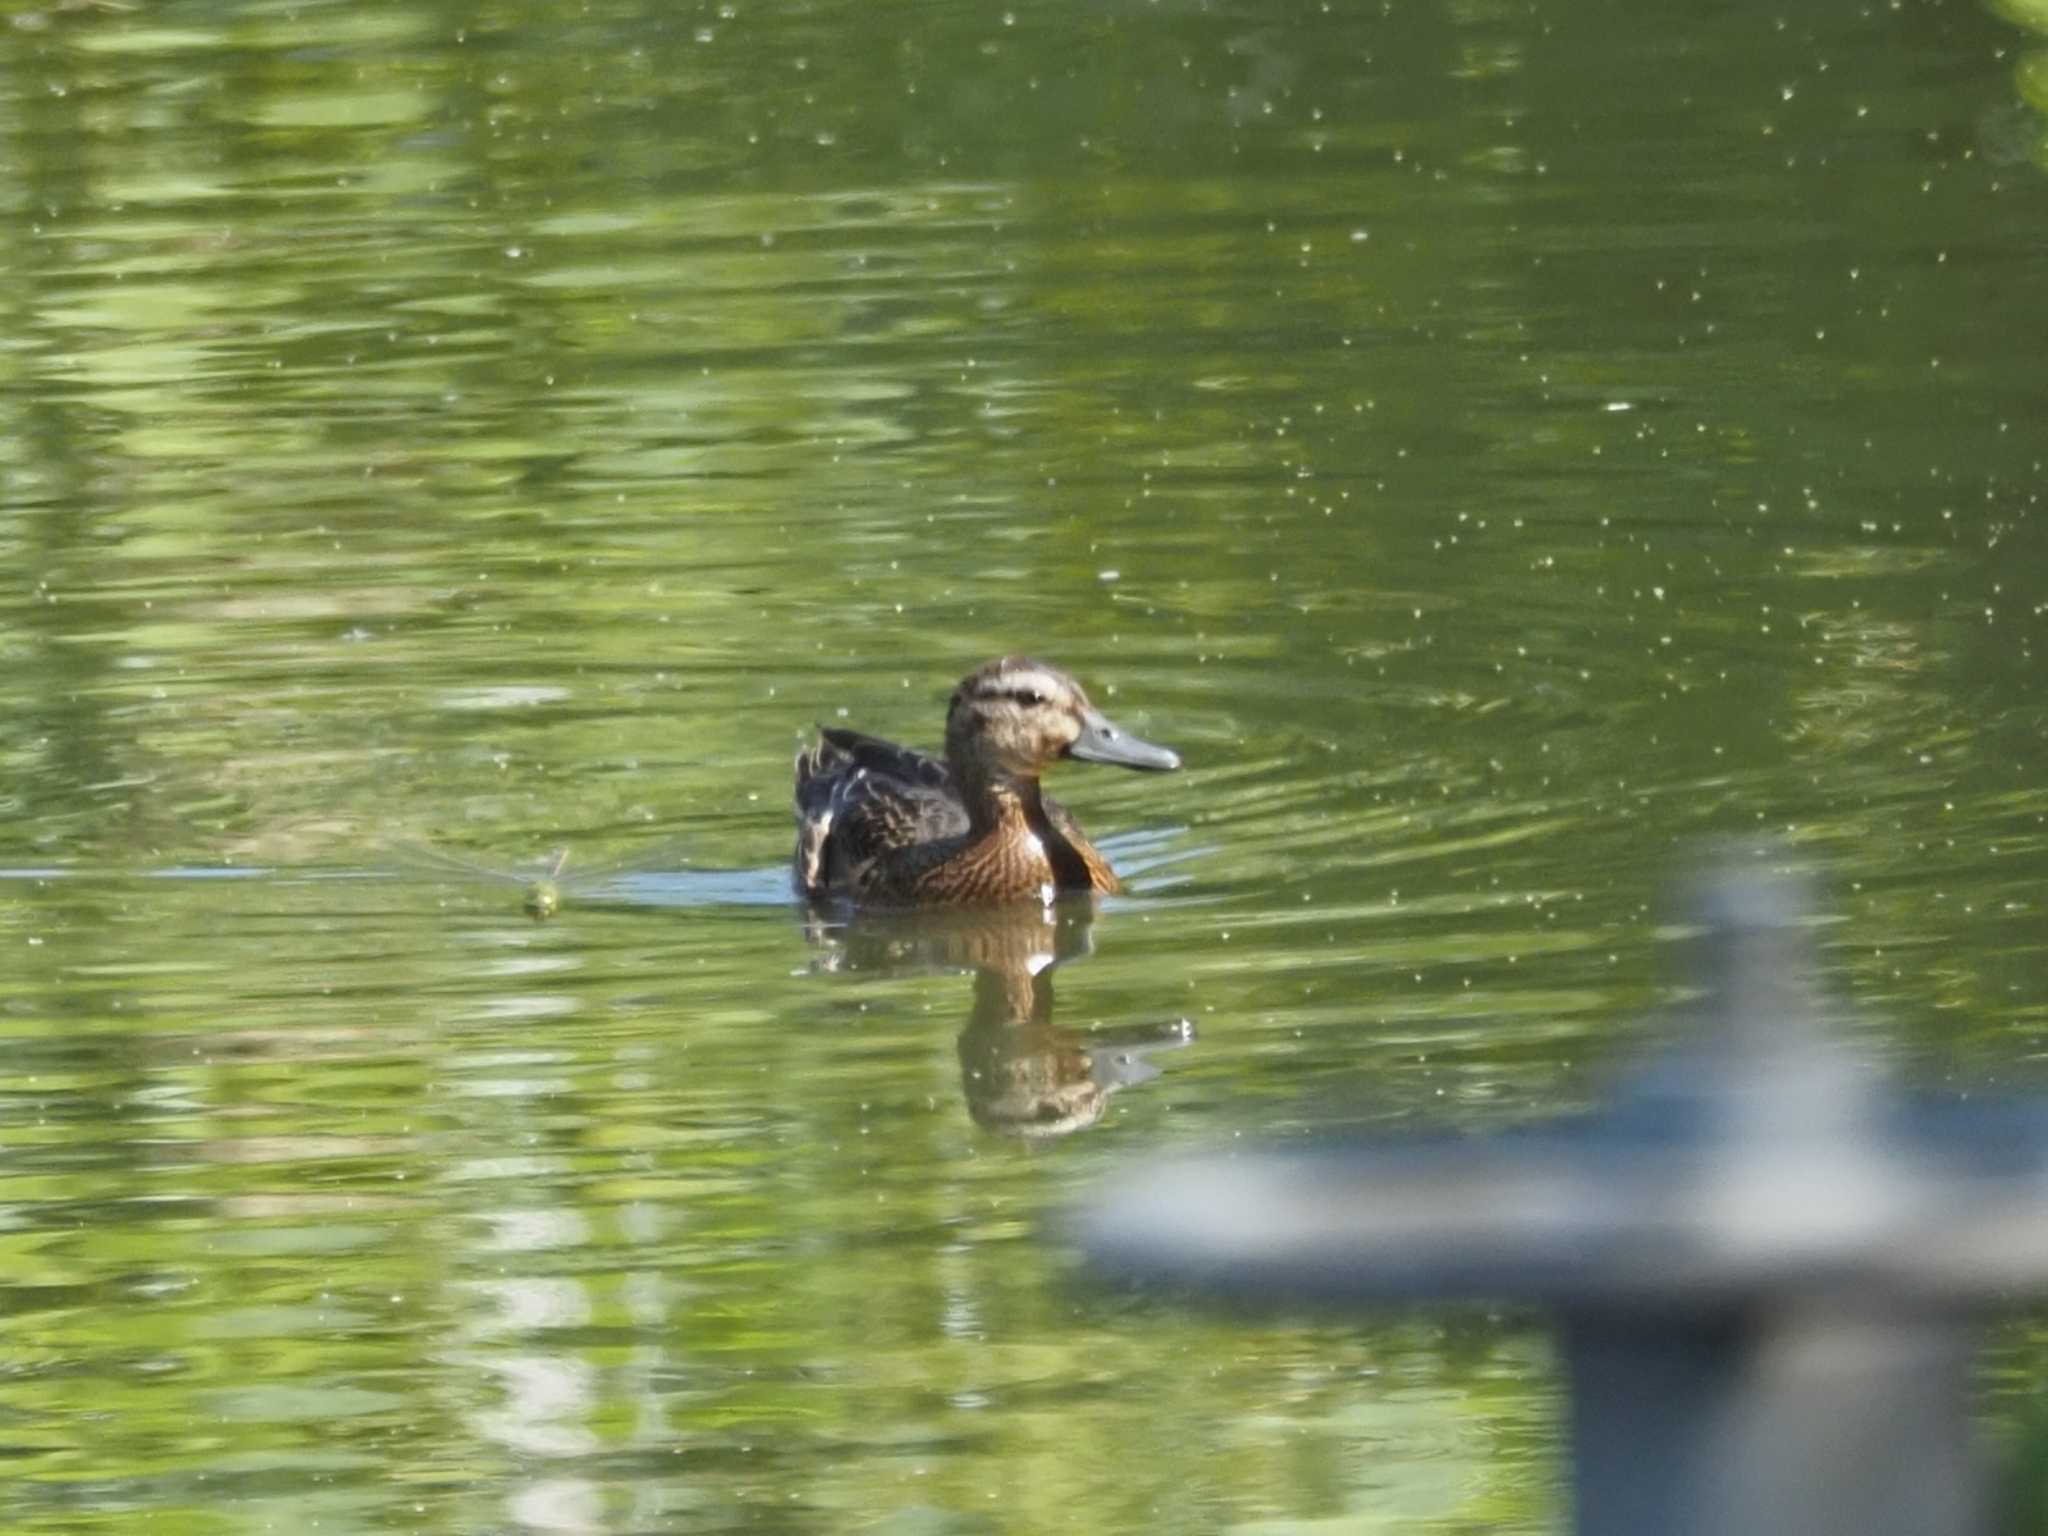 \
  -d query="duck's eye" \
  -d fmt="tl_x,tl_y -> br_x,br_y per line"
1019,689 -> 1046,707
